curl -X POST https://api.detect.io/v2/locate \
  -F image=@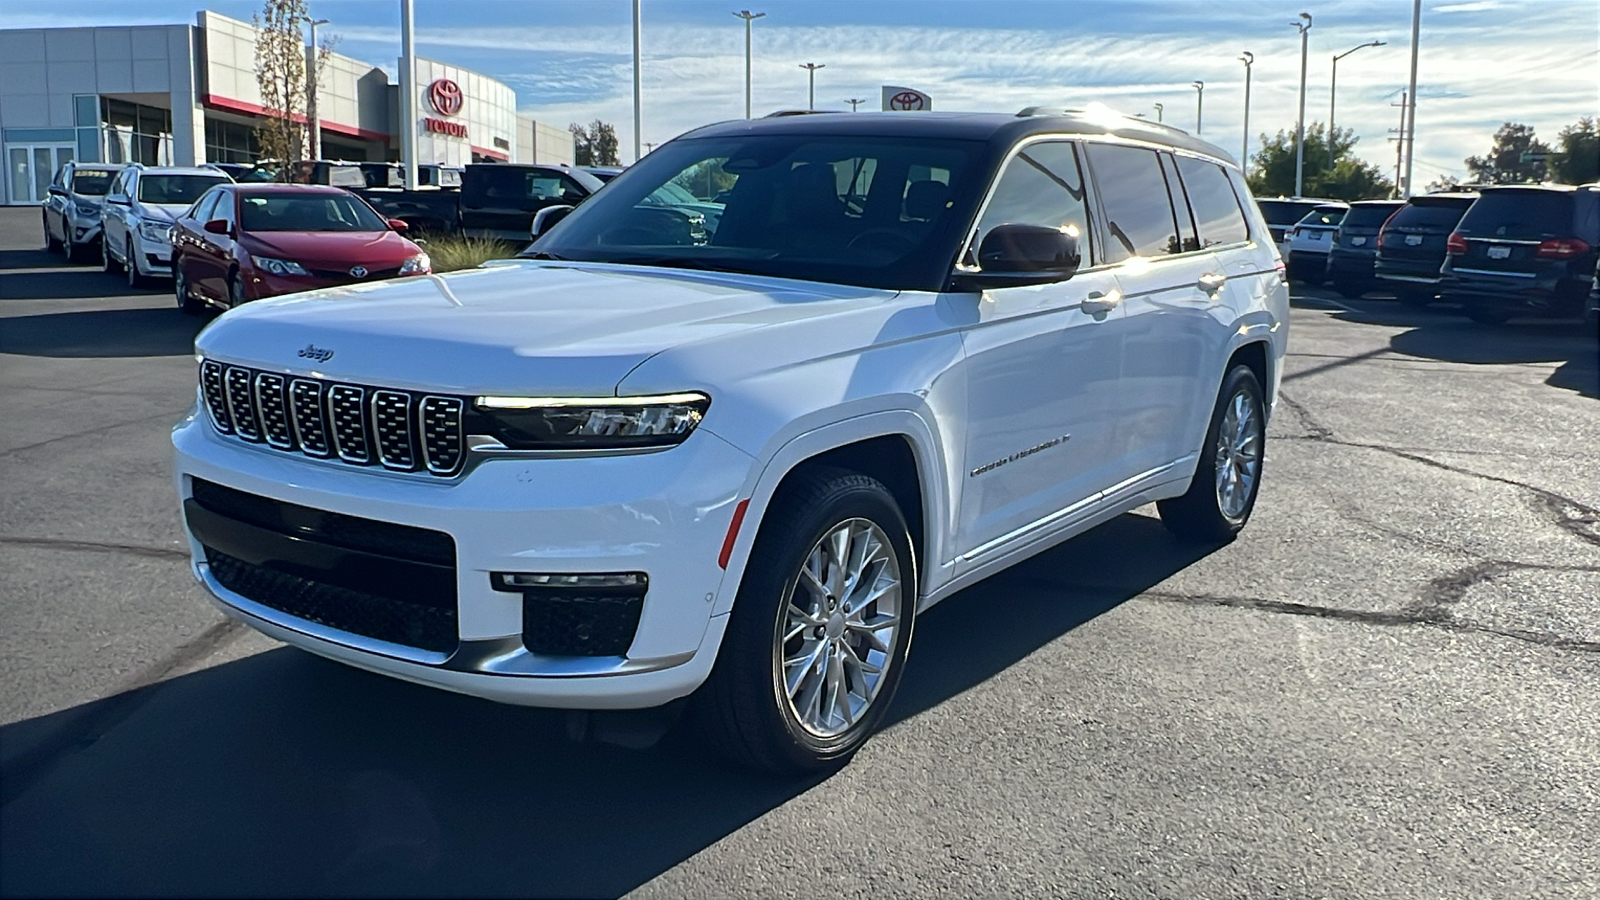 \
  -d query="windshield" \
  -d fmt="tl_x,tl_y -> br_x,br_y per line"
138,174 -> 227,205
525,134 -> 983,291
71,171 -> 115,196
239,193 -> 389,232
1258,199 -> 1328,226
1457,190 -> 1574,239
1341,204 -> 1401,229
